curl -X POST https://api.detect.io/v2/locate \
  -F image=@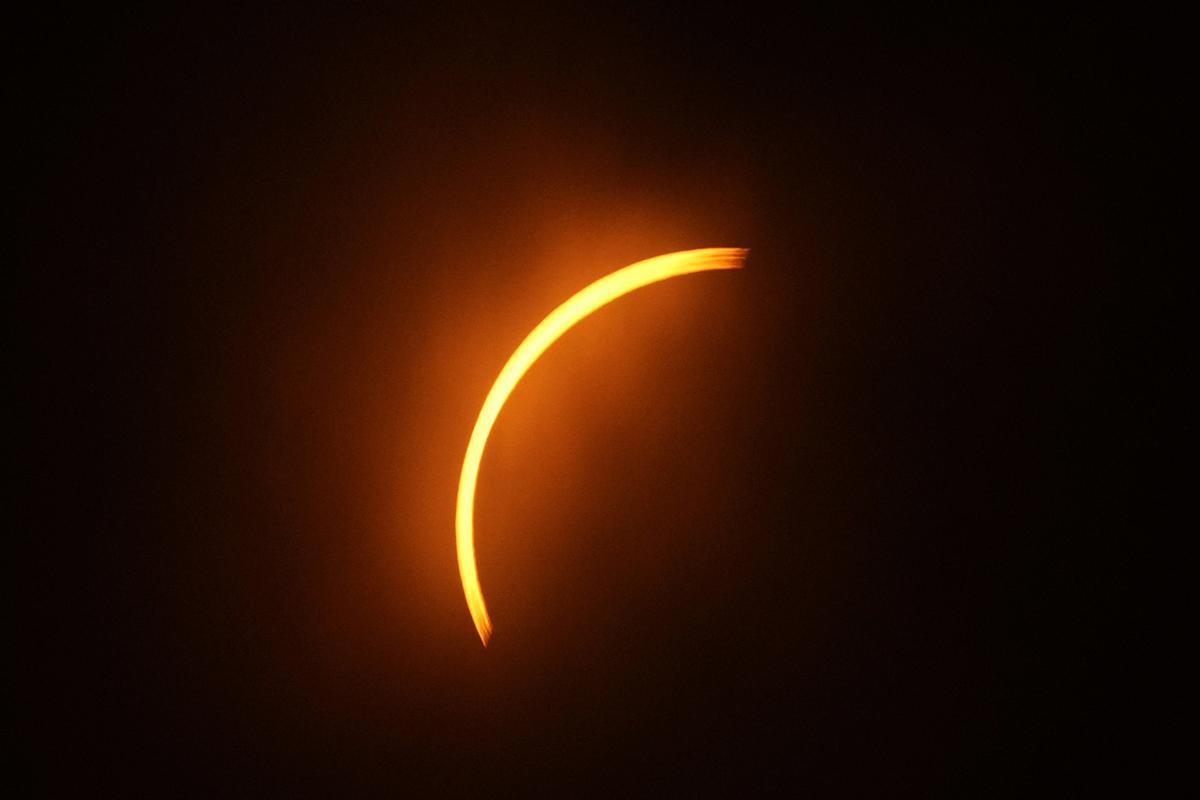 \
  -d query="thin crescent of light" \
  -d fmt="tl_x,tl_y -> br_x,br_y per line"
456,247 -> 748,645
